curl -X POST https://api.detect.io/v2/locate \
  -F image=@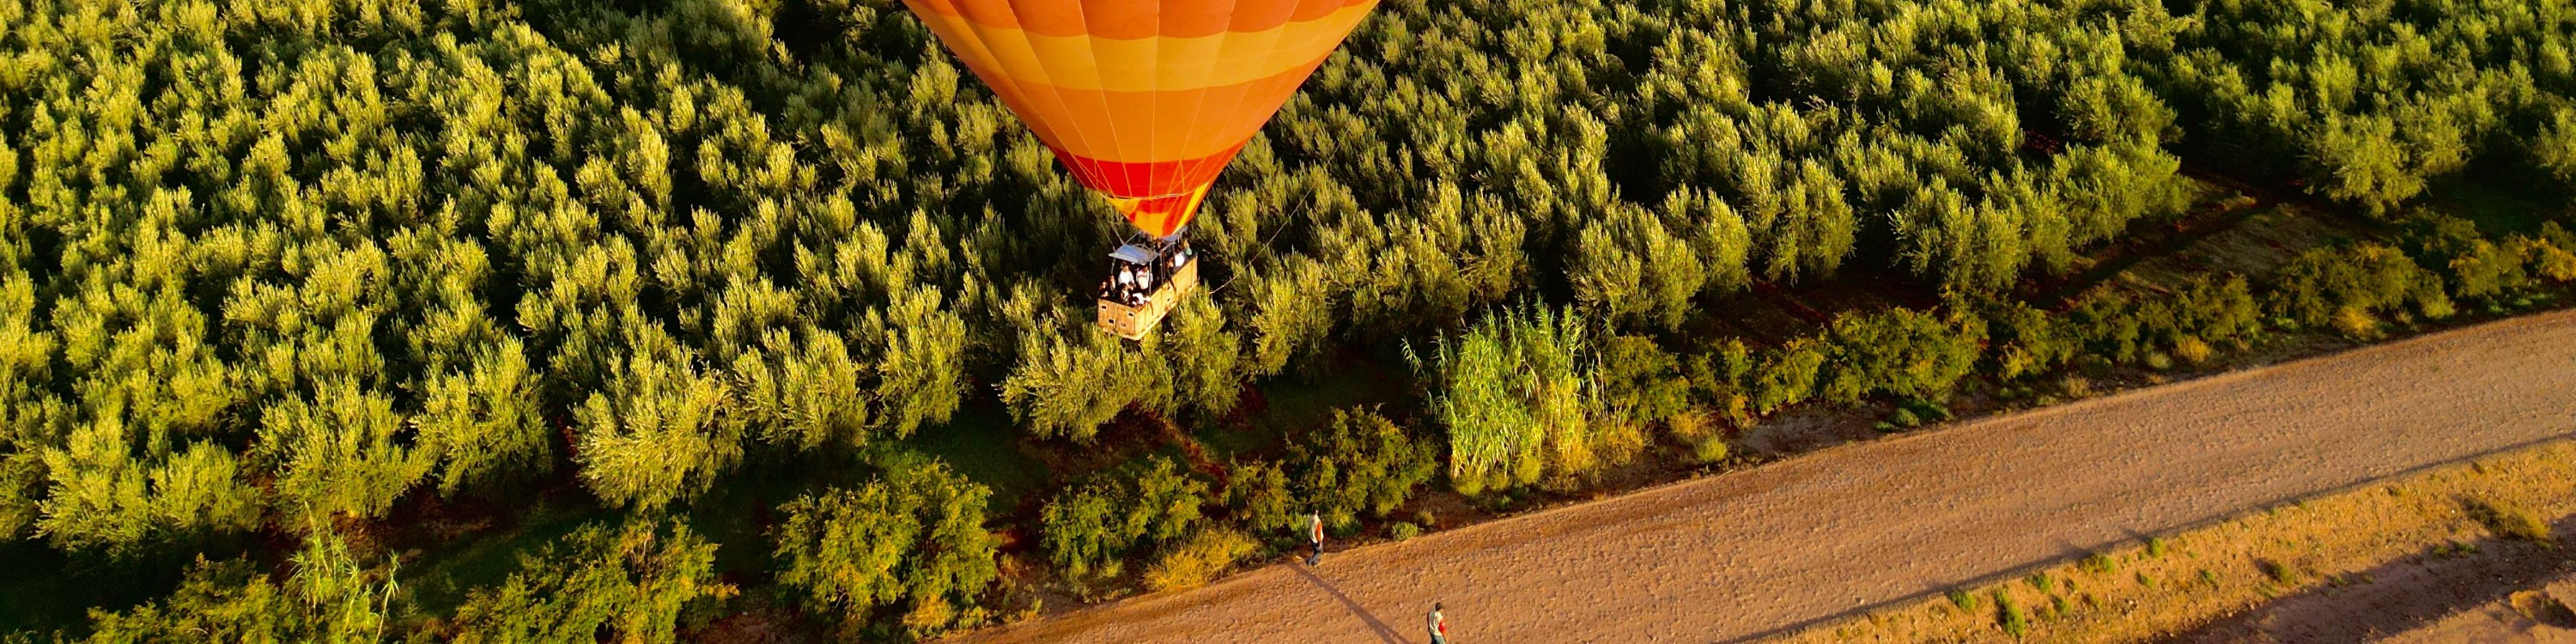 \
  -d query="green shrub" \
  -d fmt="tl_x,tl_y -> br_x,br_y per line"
1289,407 -> 1437,523
1888,408 -> 1921,429
1040,484 -> 1126,580
1903,398 -> 1955,423
1040,457 -> 1208,580
1666,410 -> 1732,464
2268,243 -> 2451,337
2532,223 -> 2576,283
2168,276 -> 2263,349
771,462 -> 999,639
452,519 -> 735,643
2331,306 -> 2382,339
2057,275 -> 2260,368
1819,308 -> 1987,404
2066,292 -> 2149,364
2404,215 -> 2543,303
1981,299 -> 2075,380
1593,335 -> 1695,431
1390,522 -> 1423,541
1224,459 -> 1296,536
2059,375 -> 2095,398
1687,338 -> 1759,423
1947,588 -> 1978,611
1131,458 -> 1209,544
1752,338 -> 1827,415
1690,434 -> 1732,463
1143,527 -> 1258,592
2172,337 -> 2213,365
